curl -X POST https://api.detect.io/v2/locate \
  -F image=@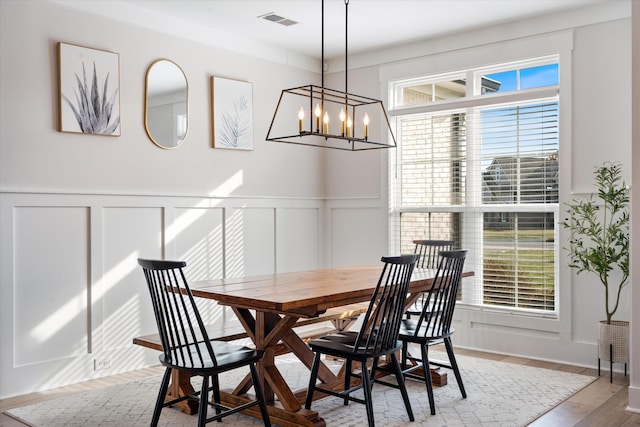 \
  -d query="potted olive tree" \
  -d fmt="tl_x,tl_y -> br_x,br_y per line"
560,162 -> 629,379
